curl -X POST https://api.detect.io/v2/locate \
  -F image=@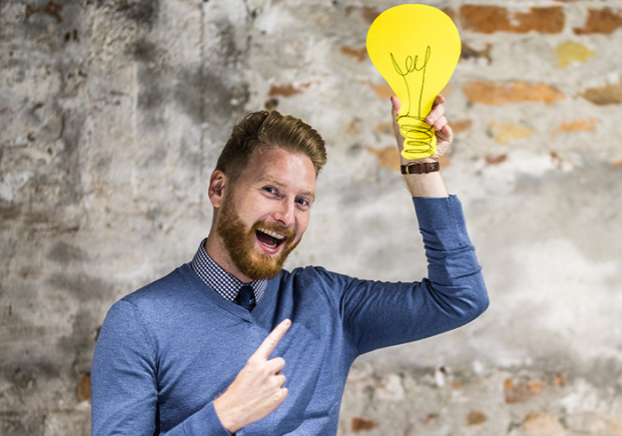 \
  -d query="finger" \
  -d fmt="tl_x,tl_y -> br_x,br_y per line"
266,356 -> 286,374
434,94 -> 446,106
254,319 -> 291,359
391,96 -> 401,118
274,387 -> 288,405
426,104 -> 445,126
433,116 -> 448,131
274,373 -> 286,388
437,124 -> 453,142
